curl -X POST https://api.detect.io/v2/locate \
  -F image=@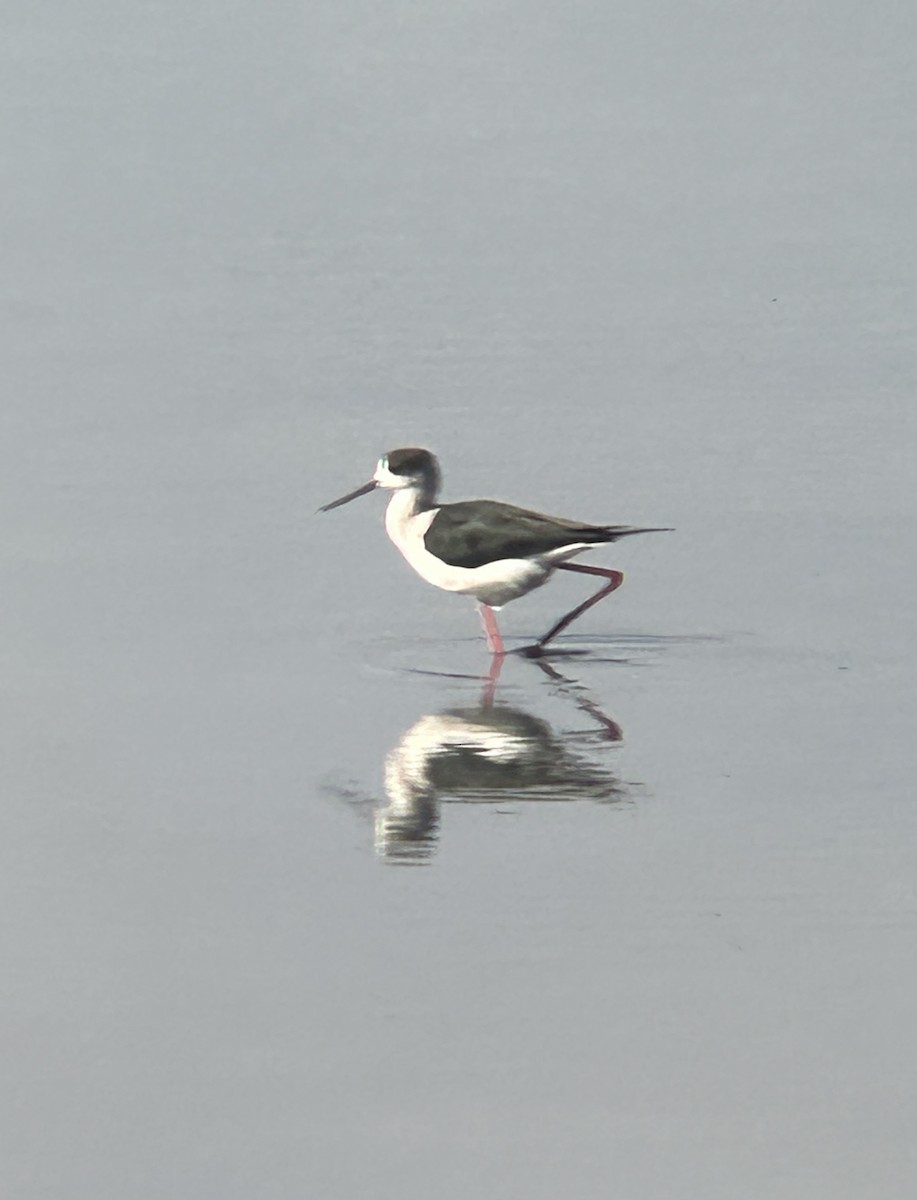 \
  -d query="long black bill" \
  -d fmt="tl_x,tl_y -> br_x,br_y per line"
318,480 -> 377,512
